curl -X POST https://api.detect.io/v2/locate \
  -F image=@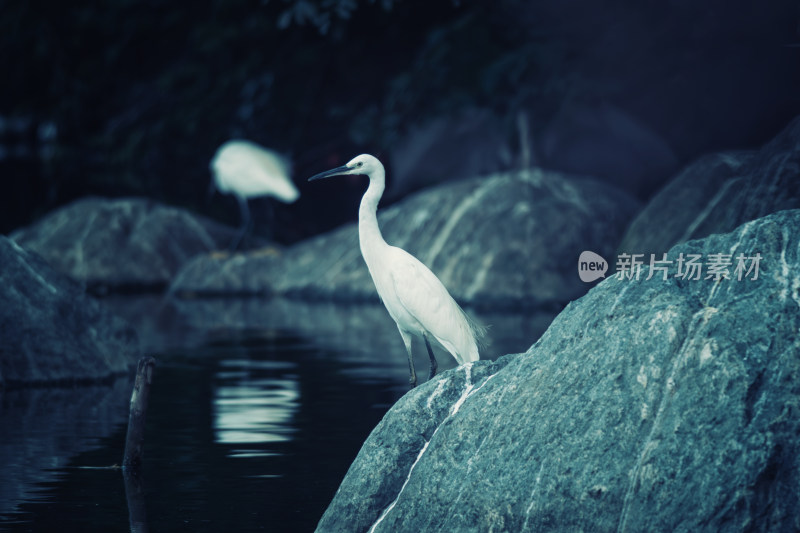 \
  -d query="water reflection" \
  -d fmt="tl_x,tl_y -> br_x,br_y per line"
213,359 -> 300,457
0,380 -> 131,518
0,331 -> 399,532
1,295 -> 554,531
